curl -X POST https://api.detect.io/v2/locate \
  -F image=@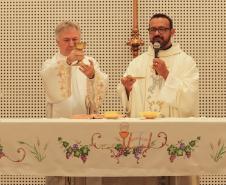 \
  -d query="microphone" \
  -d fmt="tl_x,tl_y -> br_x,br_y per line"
153,42 -> 160,75
153,42 -> 161,58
